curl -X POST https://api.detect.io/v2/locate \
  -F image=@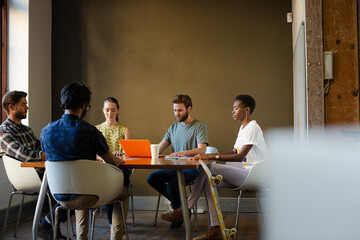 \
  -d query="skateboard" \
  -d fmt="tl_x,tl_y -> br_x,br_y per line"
199,160 -> 237,240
